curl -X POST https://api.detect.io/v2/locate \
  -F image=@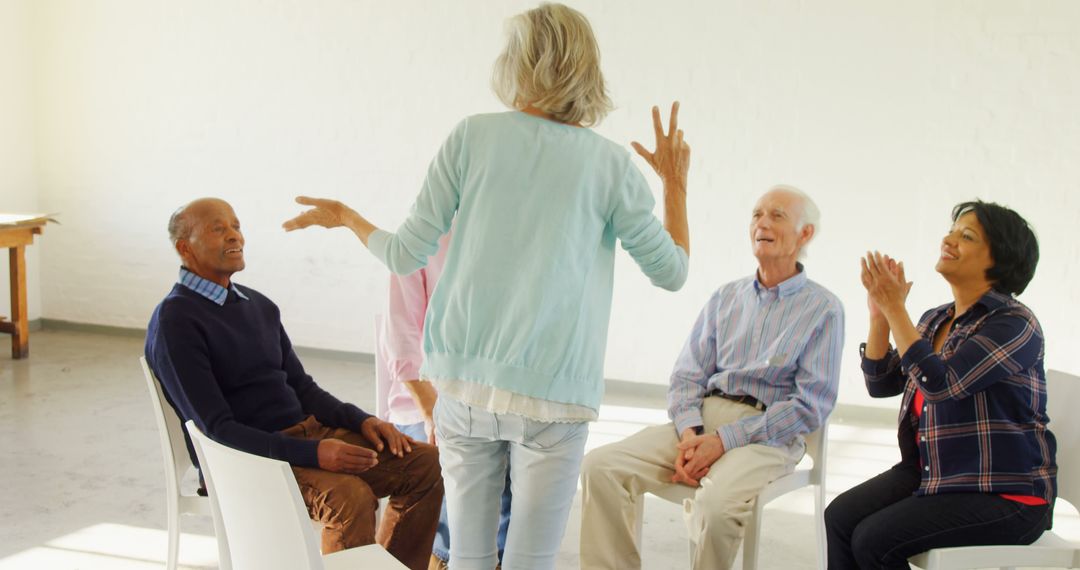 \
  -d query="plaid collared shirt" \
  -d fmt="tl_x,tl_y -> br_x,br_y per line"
861,289 -> 1057,504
